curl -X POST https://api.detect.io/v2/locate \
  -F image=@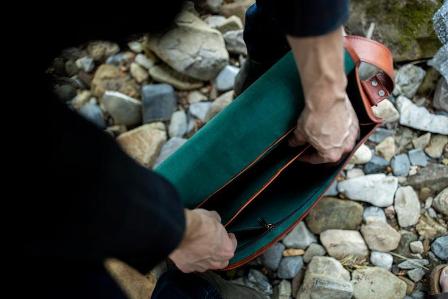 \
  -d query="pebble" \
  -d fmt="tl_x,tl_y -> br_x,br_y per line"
283,222 -> 317,249
391,153 -> 411,176
394,186 -> 421,228
370,251 -> 393,270
278,256 -> 304,279
408,149 -> 428,167
214,65 -> 239,92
